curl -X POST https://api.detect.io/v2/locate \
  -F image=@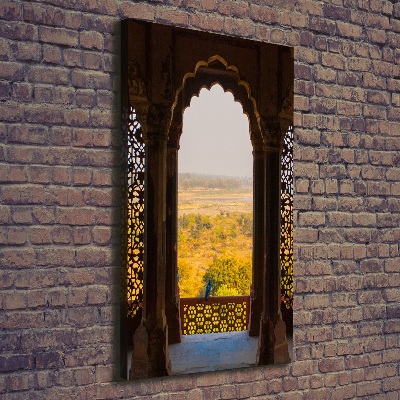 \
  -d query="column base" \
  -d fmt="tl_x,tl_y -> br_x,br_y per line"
248,295 -> 262,337
257,313 -> 290,365
166,298 -> 182,344
129,317 -> 171,380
